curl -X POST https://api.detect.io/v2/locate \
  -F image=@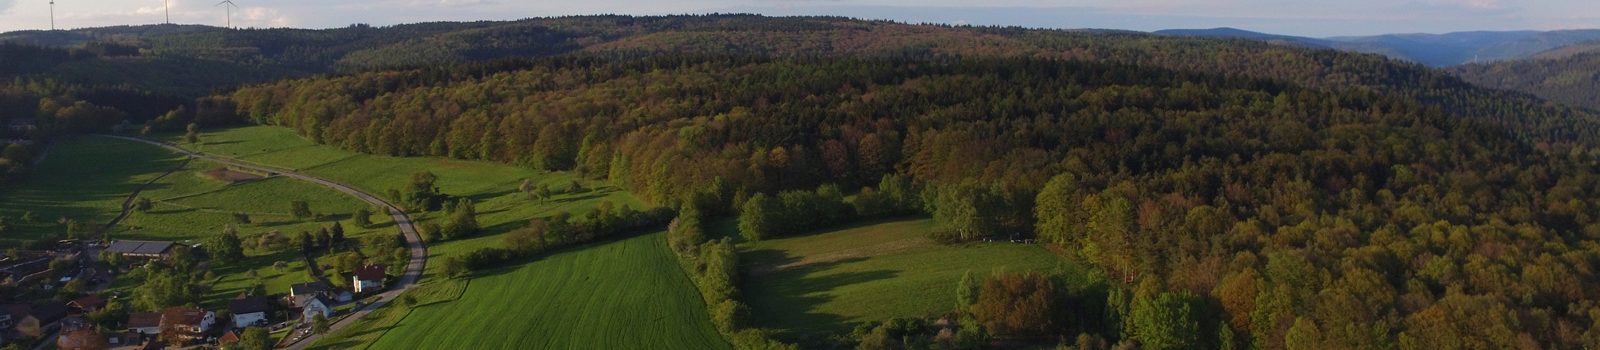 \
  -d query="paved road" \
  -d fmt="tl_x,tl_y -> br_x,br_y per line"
99,135 -> 427,349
